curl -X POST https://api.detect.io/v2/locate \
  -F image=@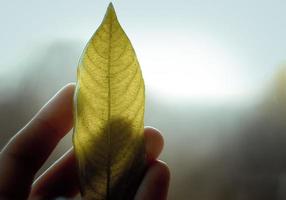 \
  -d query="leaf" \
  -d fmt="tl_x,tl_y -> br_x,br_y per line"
72,3 -> 146,200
